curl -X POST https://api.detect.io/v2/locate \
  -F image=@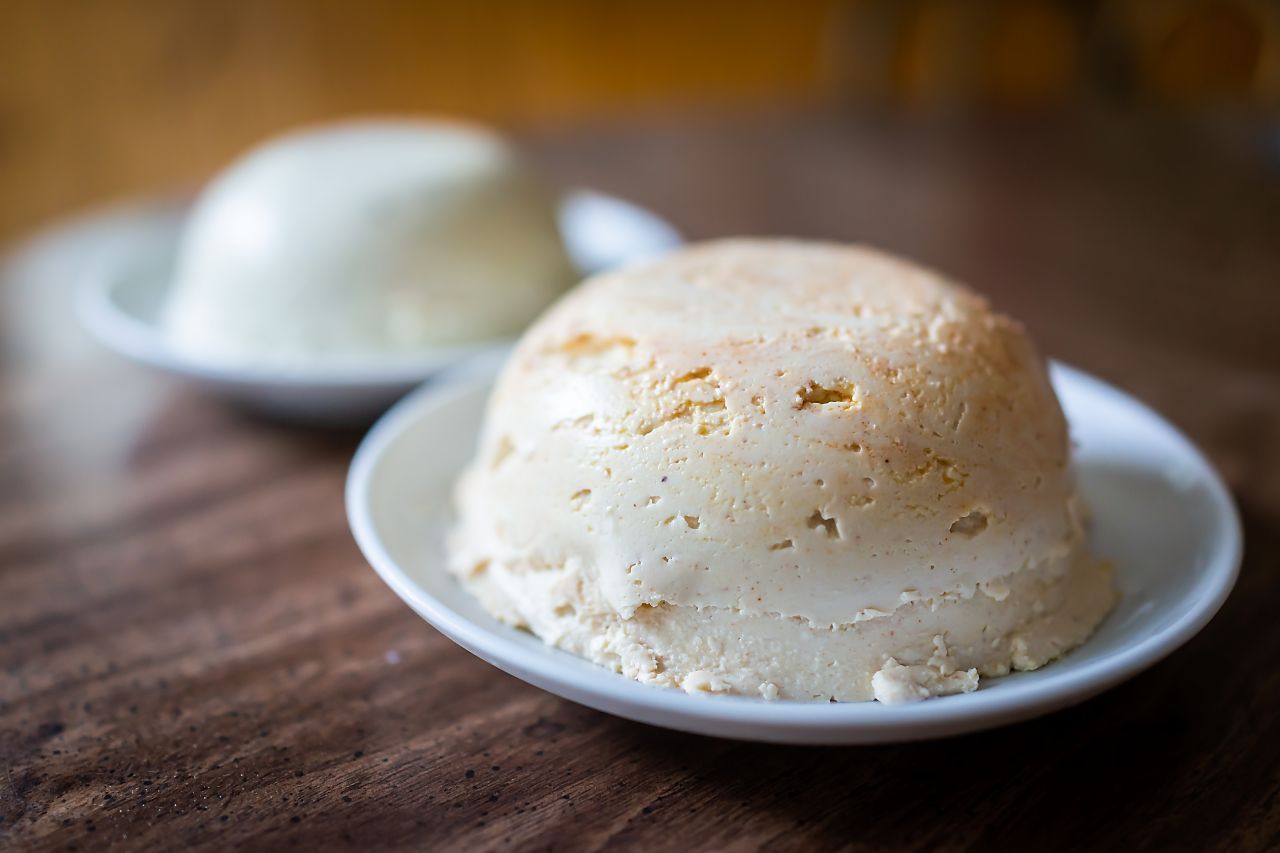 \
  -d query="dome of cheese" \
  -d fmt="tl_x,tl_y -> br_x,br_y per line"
163,120 -> 576,366
448,239 -> 1114,702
